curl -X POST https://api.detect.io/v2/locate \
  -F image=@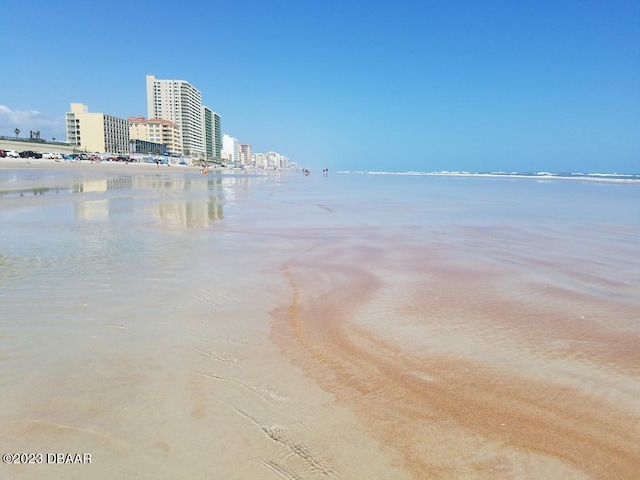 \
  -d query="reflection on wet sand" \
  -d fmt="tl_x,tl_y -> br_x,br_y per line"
153,199 -> 223,229
69,175 -> 226,227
